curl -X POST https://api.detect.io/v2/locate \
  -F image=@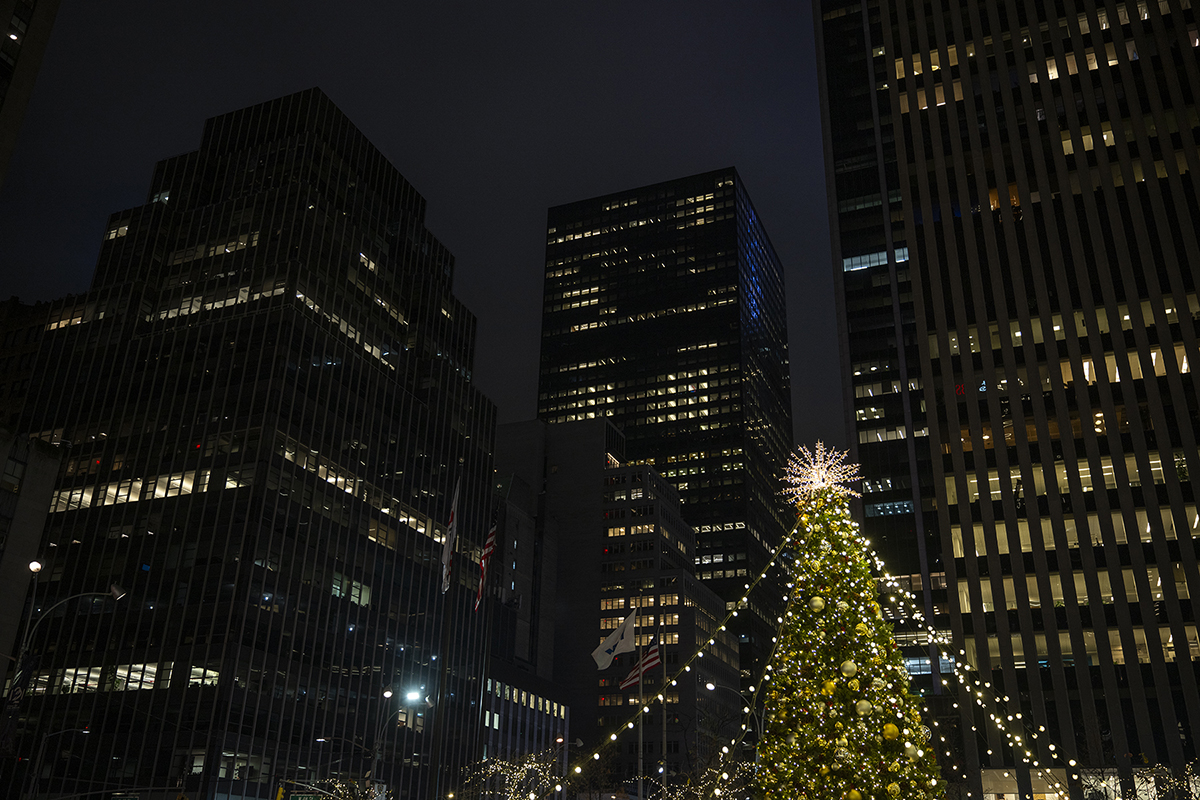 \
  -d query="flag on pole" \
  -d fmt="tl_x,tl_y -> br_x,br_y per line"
619,644 -> 661,689
591,611 -> 637,670
441,478 -> 460,594
474,509 -> 498,611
